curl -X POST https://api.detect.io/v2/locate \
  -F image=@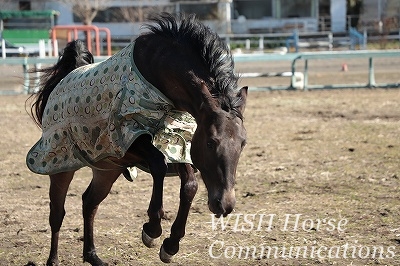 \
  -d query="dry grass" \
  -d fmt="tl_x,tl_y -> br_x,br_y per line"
0,65 -> 400,265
